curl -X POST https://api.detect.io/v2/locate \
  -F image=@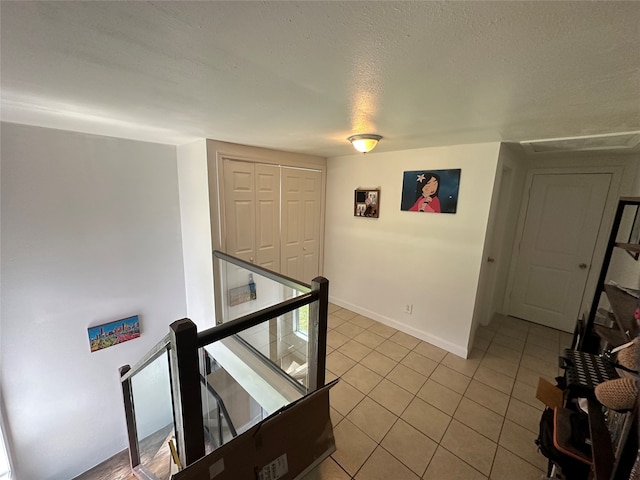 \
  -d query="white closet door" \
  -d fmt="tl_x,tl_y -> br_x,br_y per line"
223,159 -> 256,264
281,168 -> 322,281
255,163 -> 280,271
223,159 -> 280,271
